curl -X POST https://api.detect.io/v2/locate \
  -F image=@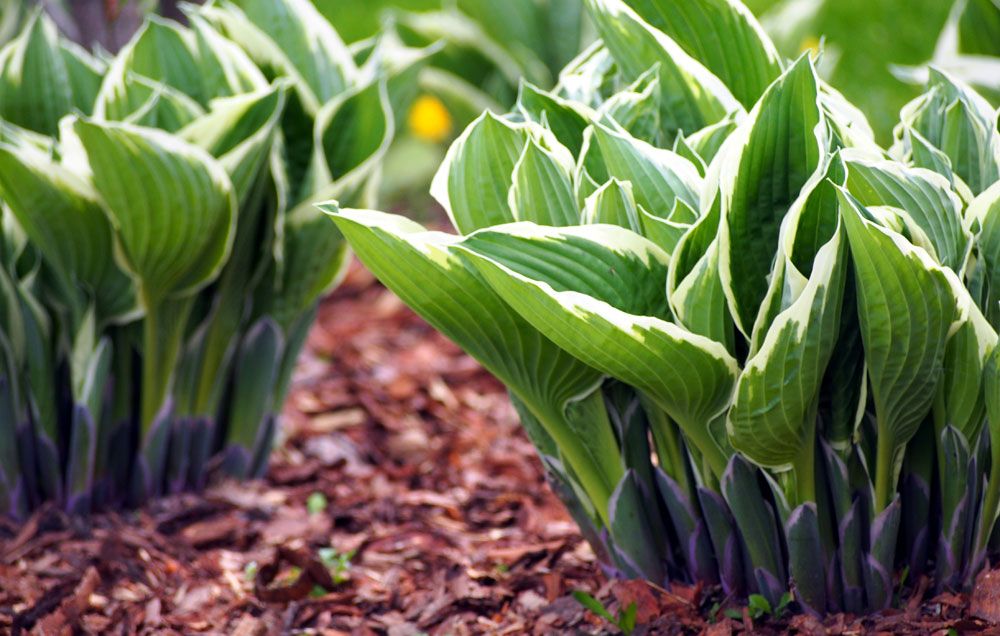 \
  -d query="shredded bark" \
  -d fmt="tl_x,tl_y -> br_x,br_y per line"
0,261 -> 998,634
